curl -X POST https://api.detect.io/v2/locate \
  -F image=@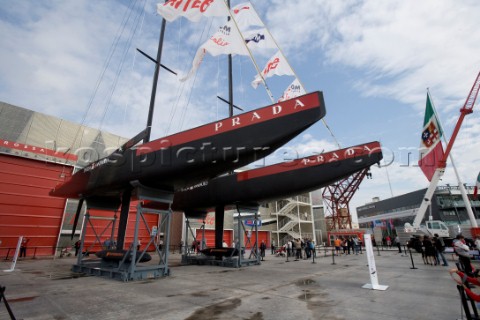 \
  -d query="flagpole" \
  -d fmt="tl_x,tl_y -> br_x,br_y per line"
427,89 -> 477,227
